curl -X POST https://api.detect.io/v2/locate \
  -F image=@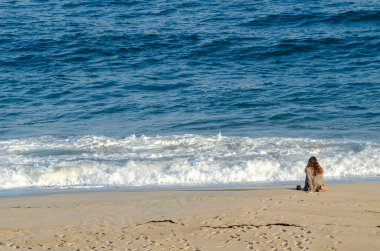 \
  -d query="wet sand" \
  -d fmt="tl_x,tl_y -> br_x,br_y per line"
0,182 -> 379,250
